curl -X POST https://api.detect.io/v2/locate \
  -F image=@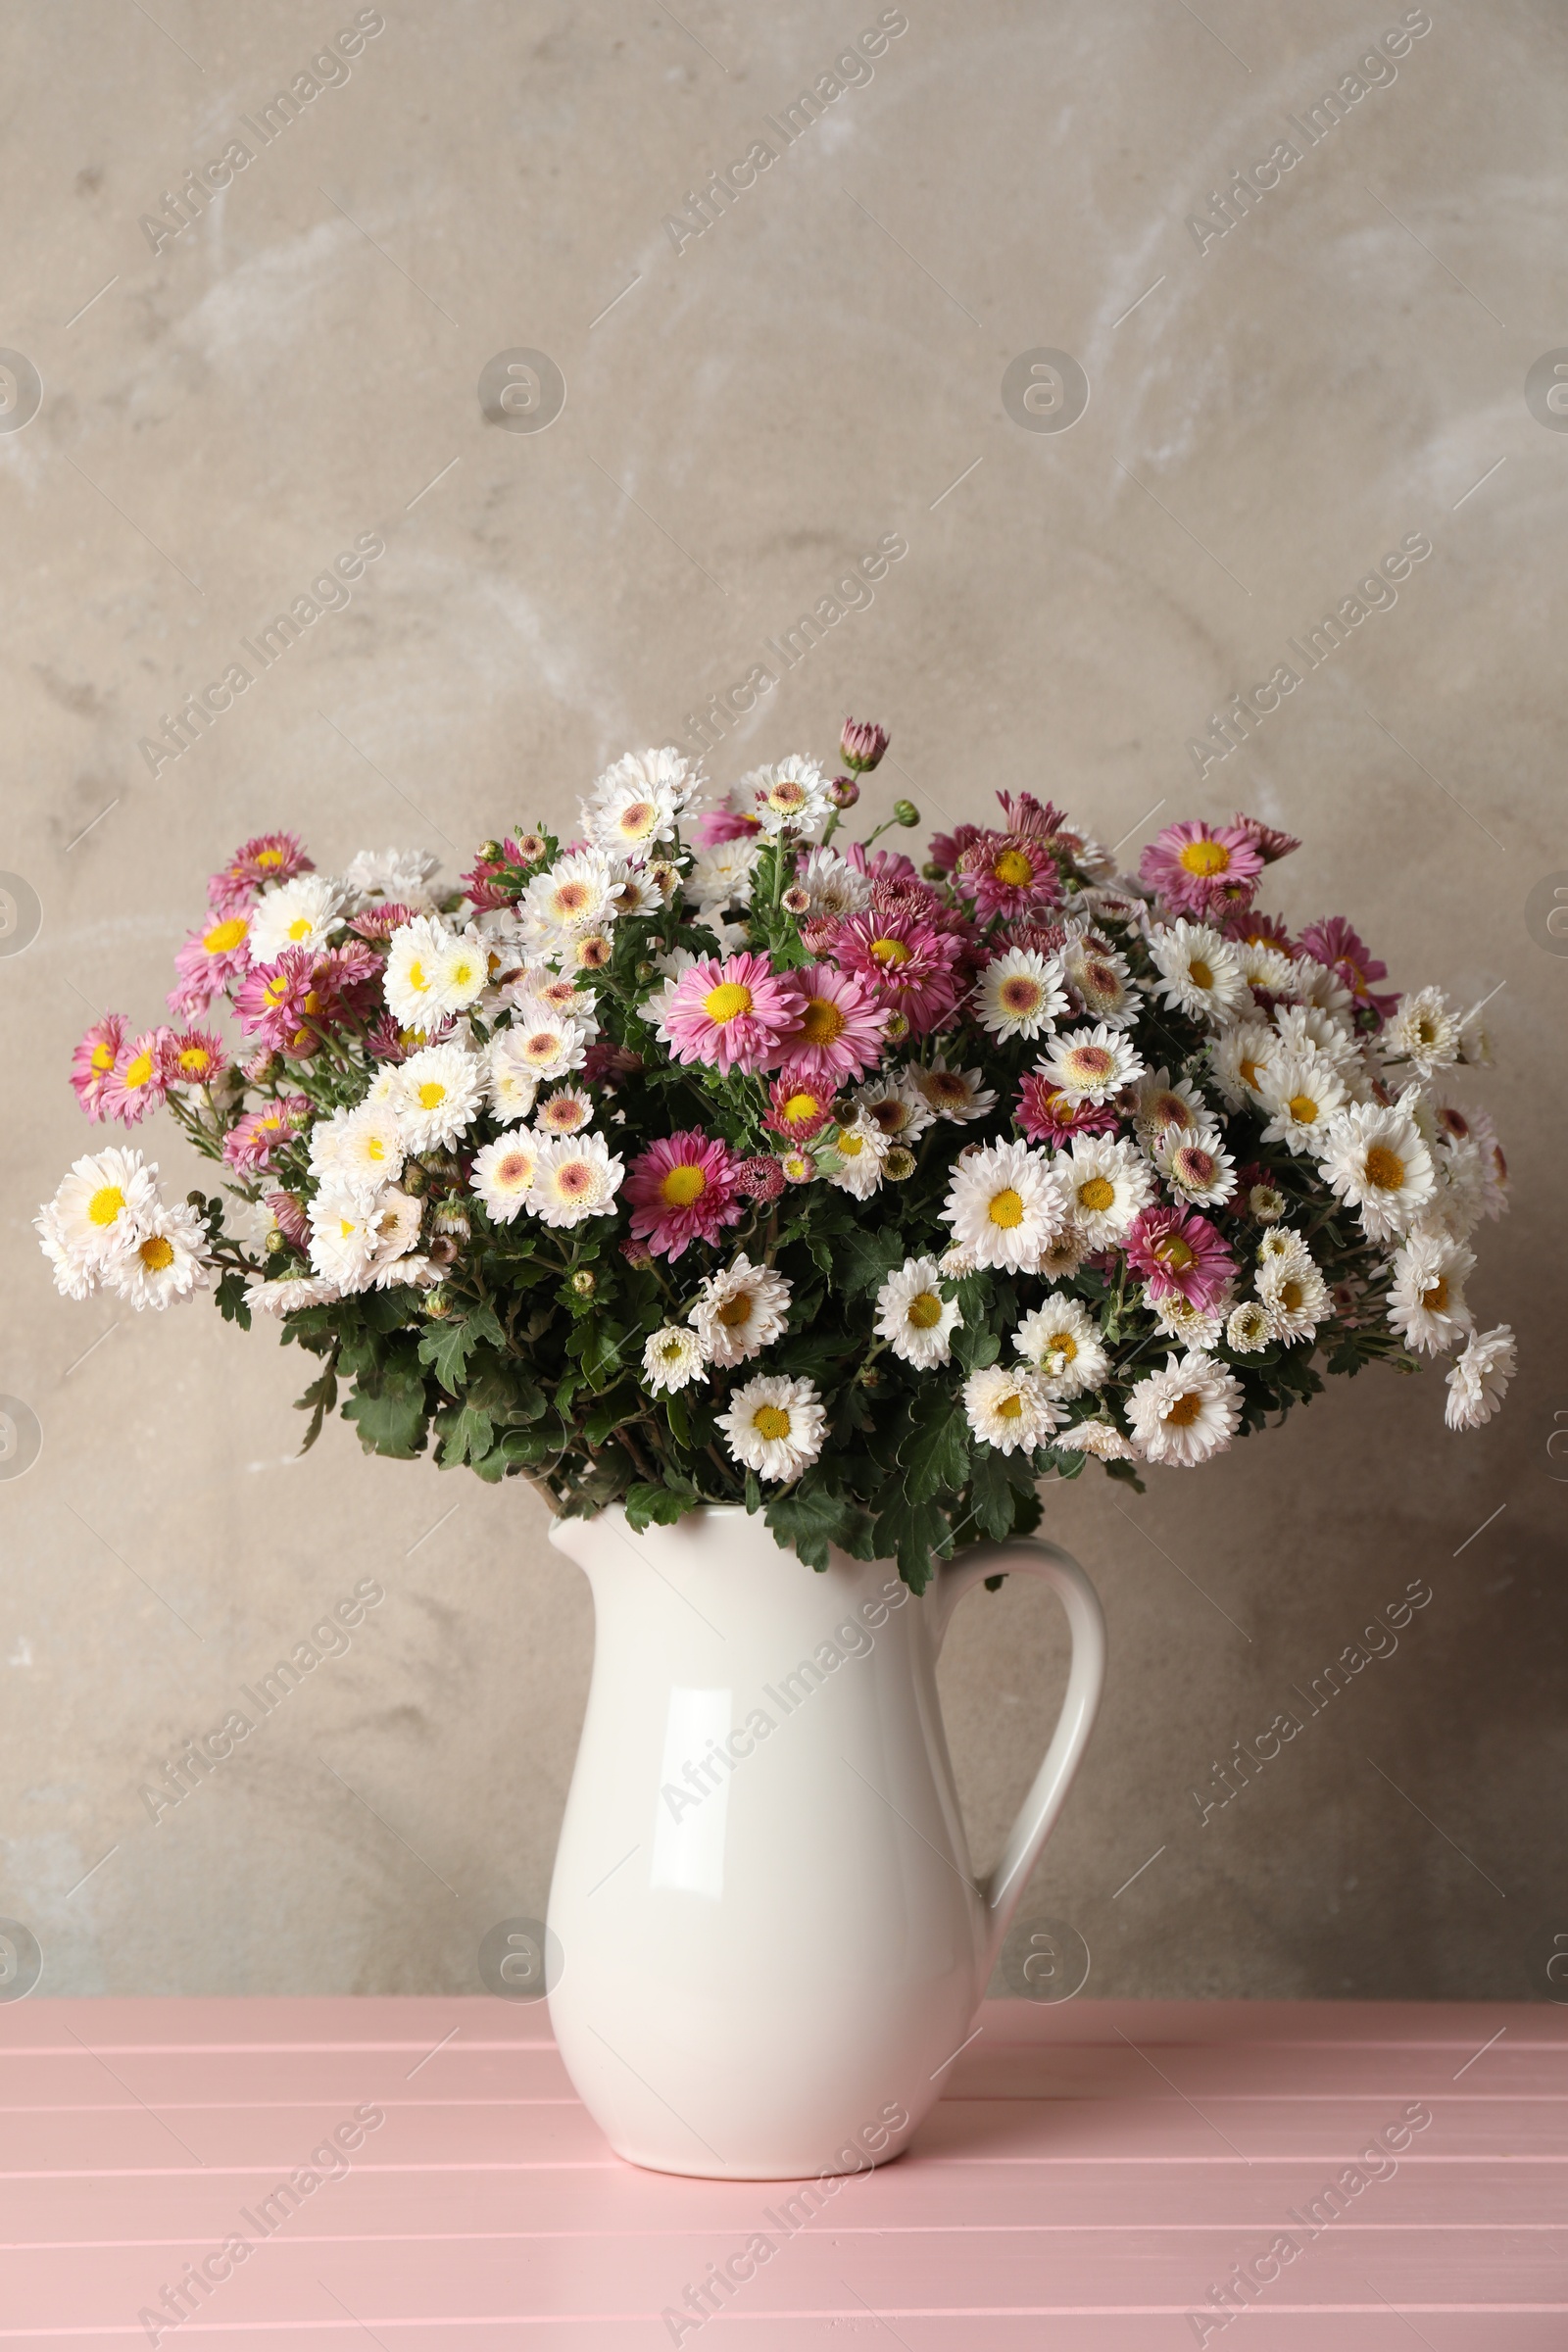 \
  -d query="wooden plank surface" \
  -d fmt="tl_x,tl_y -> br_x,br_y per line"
0,1998 -> 1562,2347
